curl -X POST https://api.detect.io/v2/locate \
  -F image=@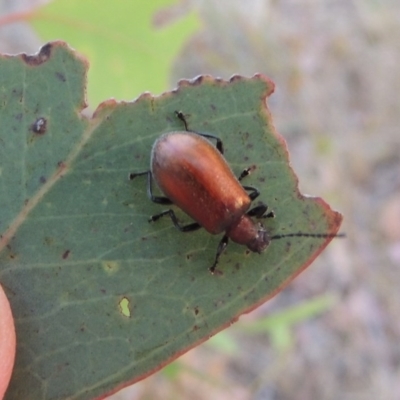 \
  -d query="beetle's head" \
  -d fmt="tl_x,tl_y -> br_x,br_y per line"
246,222 -> 271,253
227,215 -> 271,253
